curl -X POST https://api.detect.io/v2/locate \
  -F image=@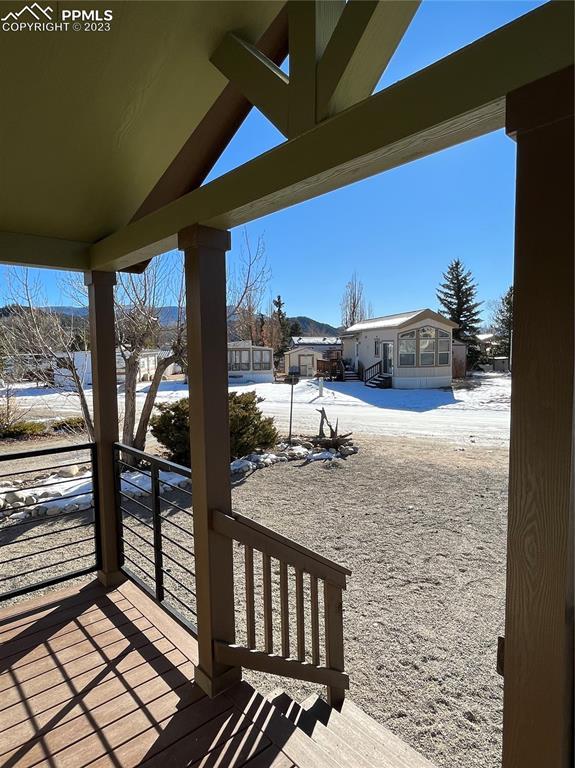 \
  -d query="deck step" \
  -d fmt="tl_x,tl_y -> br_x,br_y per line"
365,374 -> 392,388
262,689 -> 435,767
